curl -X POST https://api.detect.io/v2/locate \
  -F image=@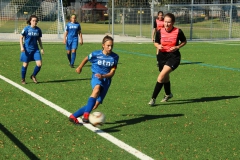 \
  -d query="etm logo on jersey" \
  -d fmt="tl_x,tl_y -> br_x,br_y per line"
97,60 -> 114,67
28,32 -> 39,36
69,25 -> 78,29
